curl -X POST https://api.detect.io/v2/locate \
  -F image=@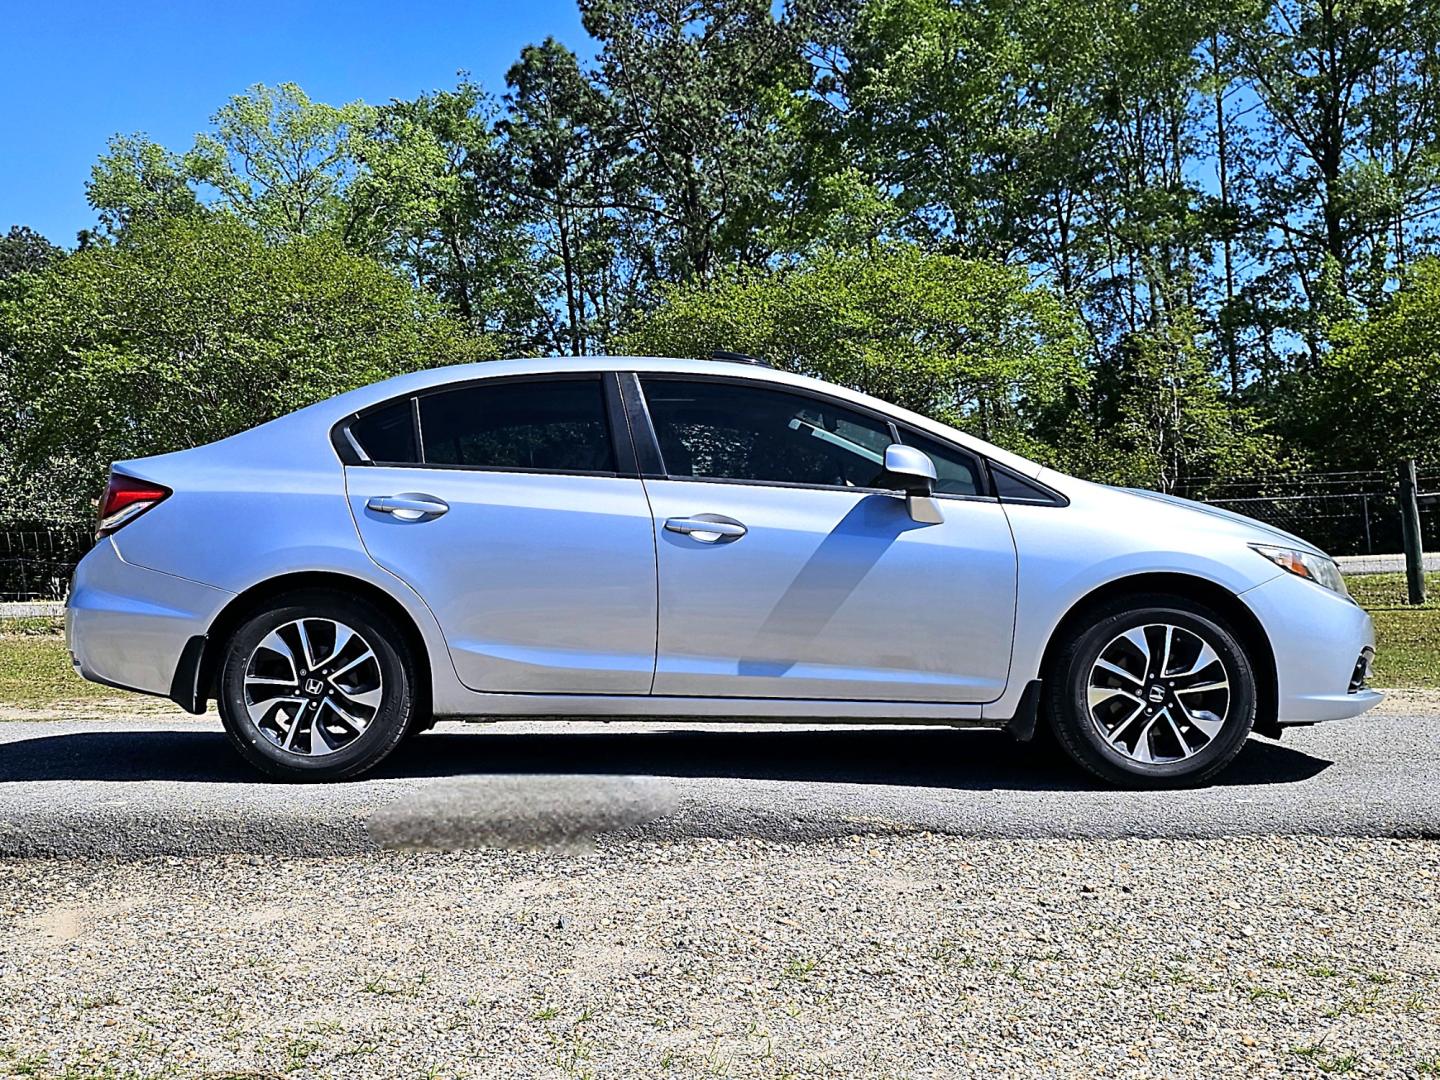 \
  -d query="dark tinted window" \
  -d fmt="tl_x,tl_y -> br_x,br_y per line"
640,377 -> 894,488
994,465 -> 1061,504
419,378 -> 615,472
350,399 -> 417,463
896,430 -> 982,497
